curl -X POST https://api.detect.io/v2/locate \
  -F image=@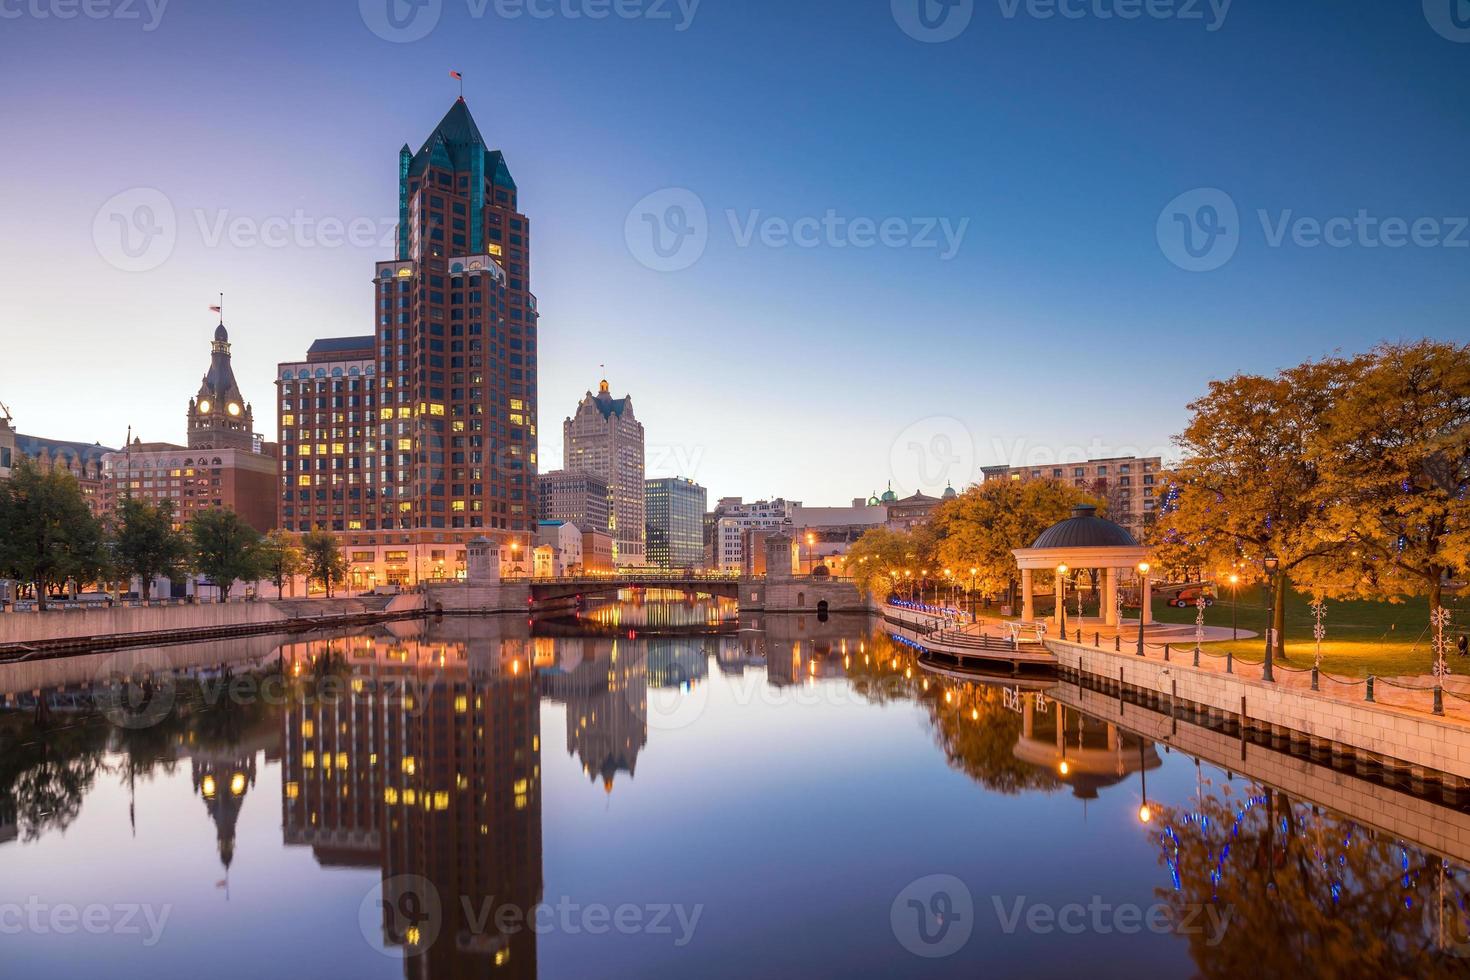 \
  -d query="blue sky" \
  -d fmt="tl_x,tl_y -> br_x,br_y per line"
1,0 -> 1466,504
